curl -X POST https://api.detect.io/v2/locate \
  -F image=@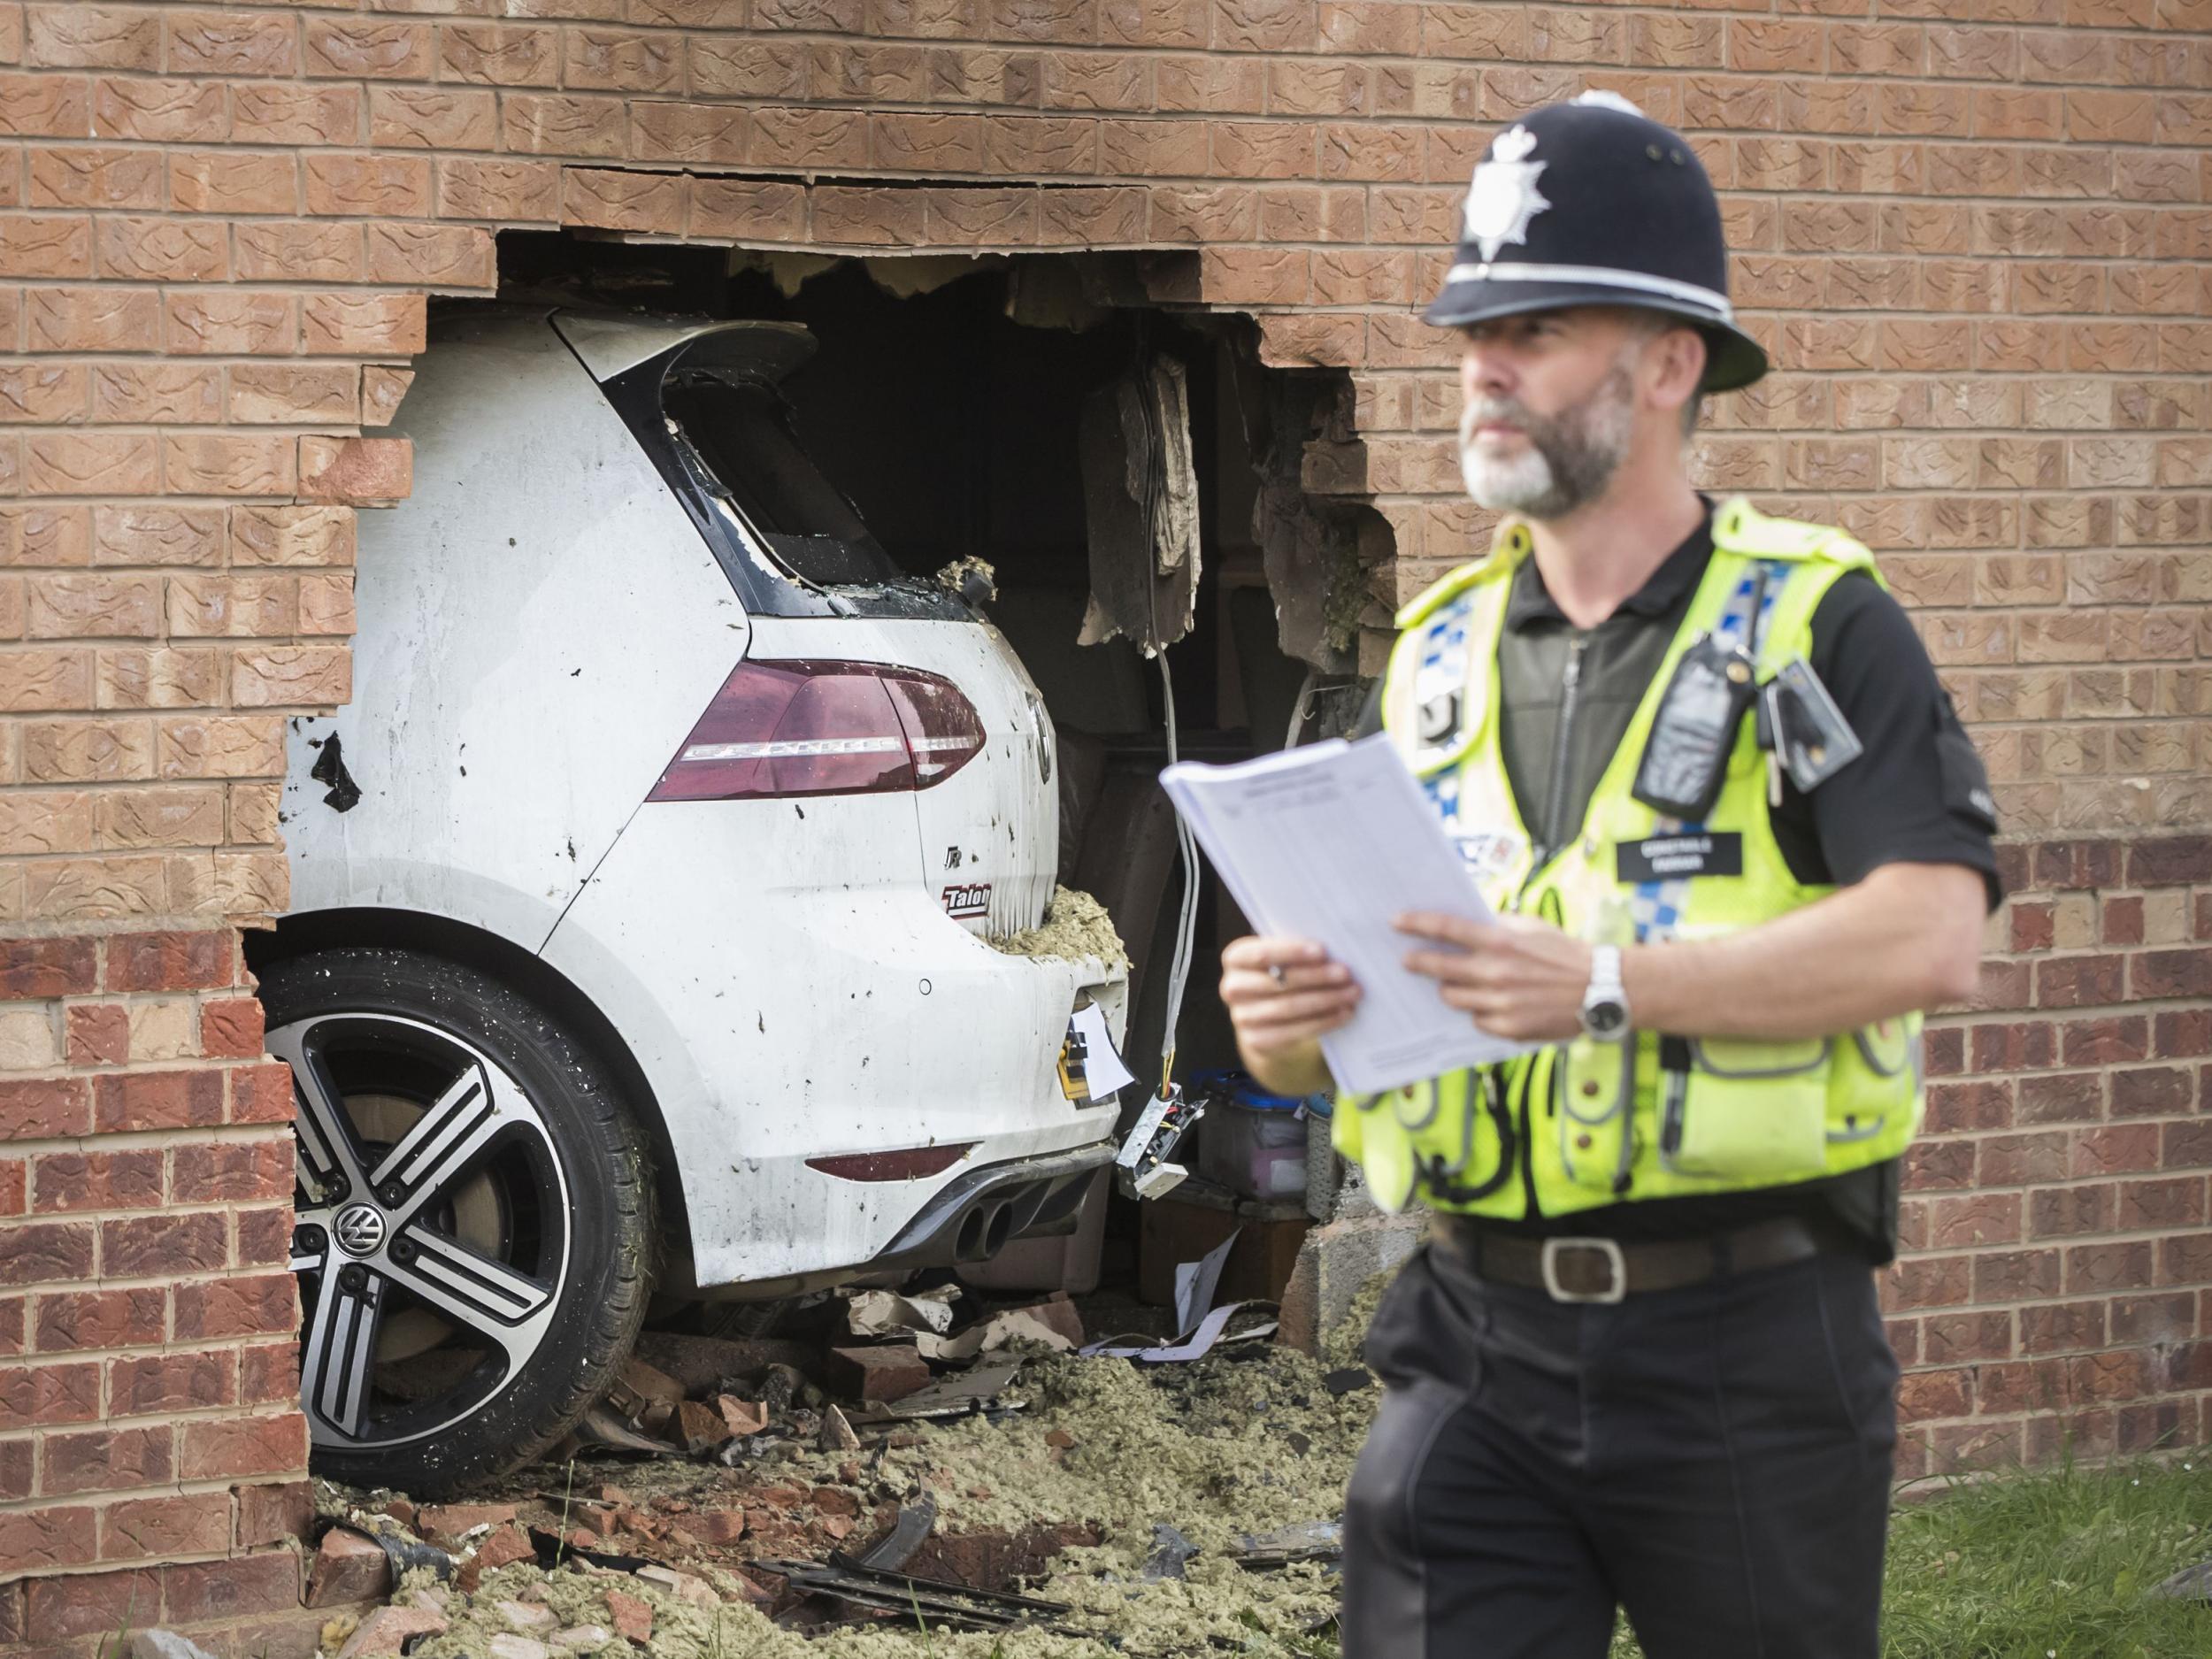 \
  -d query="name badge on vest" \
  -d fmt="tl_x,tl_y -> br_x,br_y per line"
1617,832 -> 1744,882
